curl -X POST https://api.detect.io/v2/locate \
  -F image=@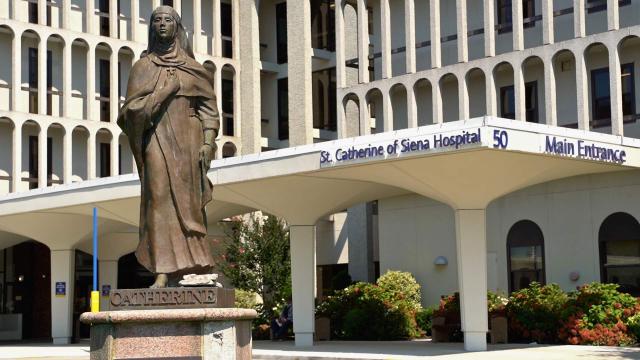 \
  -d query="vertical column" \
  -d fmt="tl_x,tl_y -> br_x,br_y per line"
336,95 -> 347,138
86,0 -> 95,34
609,46 -> 623,136
432,80 -> 443,123
459,76 -> 469,120
347,204 -> 374,282
607,0 -> 619,31
456,0 -> 468,63
62,0 -> 71,29
173,0 -> 182,14
86,44 -> 95,121
382,91 -> 393,131
430,0 -> 441,68
357,0 -> 370,83
455,209 -> 488,352
51,249 -> 75,345
98,260 -> 118,313
87,131 -> 96,179
380,0 -> 392,78
513,63 -> 526,121
152,0 -> 161,8
193,0 -> 202,53
11,31 -> 22,112
38,128 -> 47,188
544,59 -> 557,126
110,0 -> 118,38
38,39 -> 47,115
483,0 -> 495,57
576,50 -> 590,130
110,135 -> 119,176
287,0 -> 313,146
574,0 -> 585,38
485,69 -> 497,116
131,0 -> 139,42
335,1 -> 345,88
215,70 -> 223,135
239,0 -> 261,154
213,0 -> 222,57
512,0 -> 524,51
405,0 -> 416,73
62,41 -> 72,118
110,50 -> 119,123
38,0 -> 47,25
542,0 -> 554,44
11,123 -> 22,193
407,85 -> 418,128
63,129 -> 72,184
359,96 -> 371,135
289,225 -> 316,347
232,0 -> 240,60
